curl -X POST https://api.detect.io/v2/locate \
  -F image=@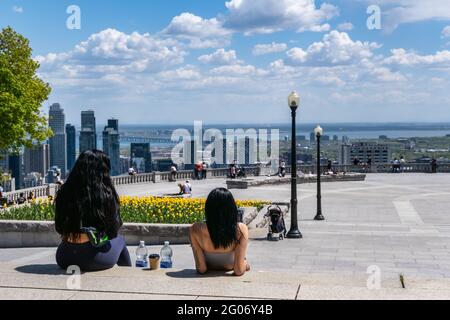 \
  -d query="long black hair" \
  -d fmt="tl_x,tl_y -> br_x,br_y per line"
55,150 -> 122,240
205,188 -> 240,249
